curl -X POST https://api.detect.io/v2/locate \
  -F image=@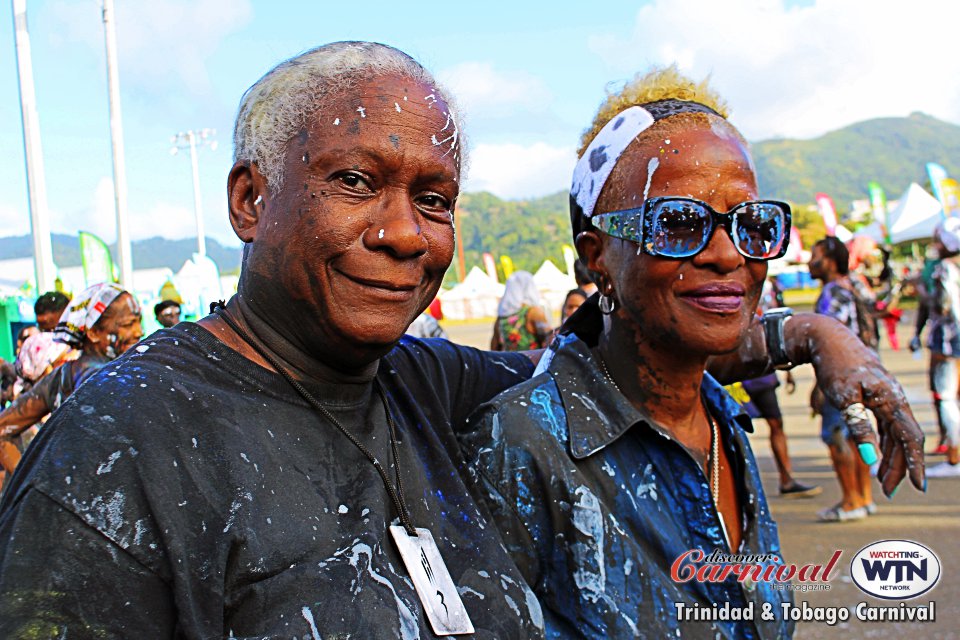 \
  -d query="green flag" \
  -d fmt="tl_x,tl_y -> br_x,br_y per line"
867,182 -> 889,244
79,231 -> 118,287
